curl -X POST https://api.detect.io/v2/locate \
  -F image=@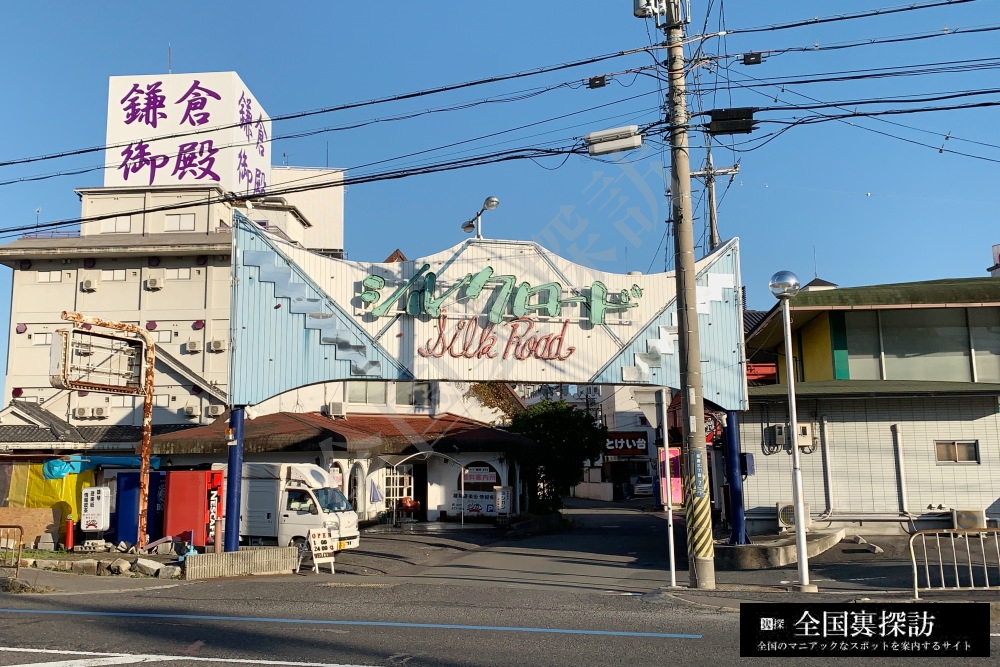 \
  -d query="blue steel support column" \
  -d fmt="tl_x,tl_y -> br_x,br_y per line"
224,407 -> 245,552
725,410 -> 749,545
